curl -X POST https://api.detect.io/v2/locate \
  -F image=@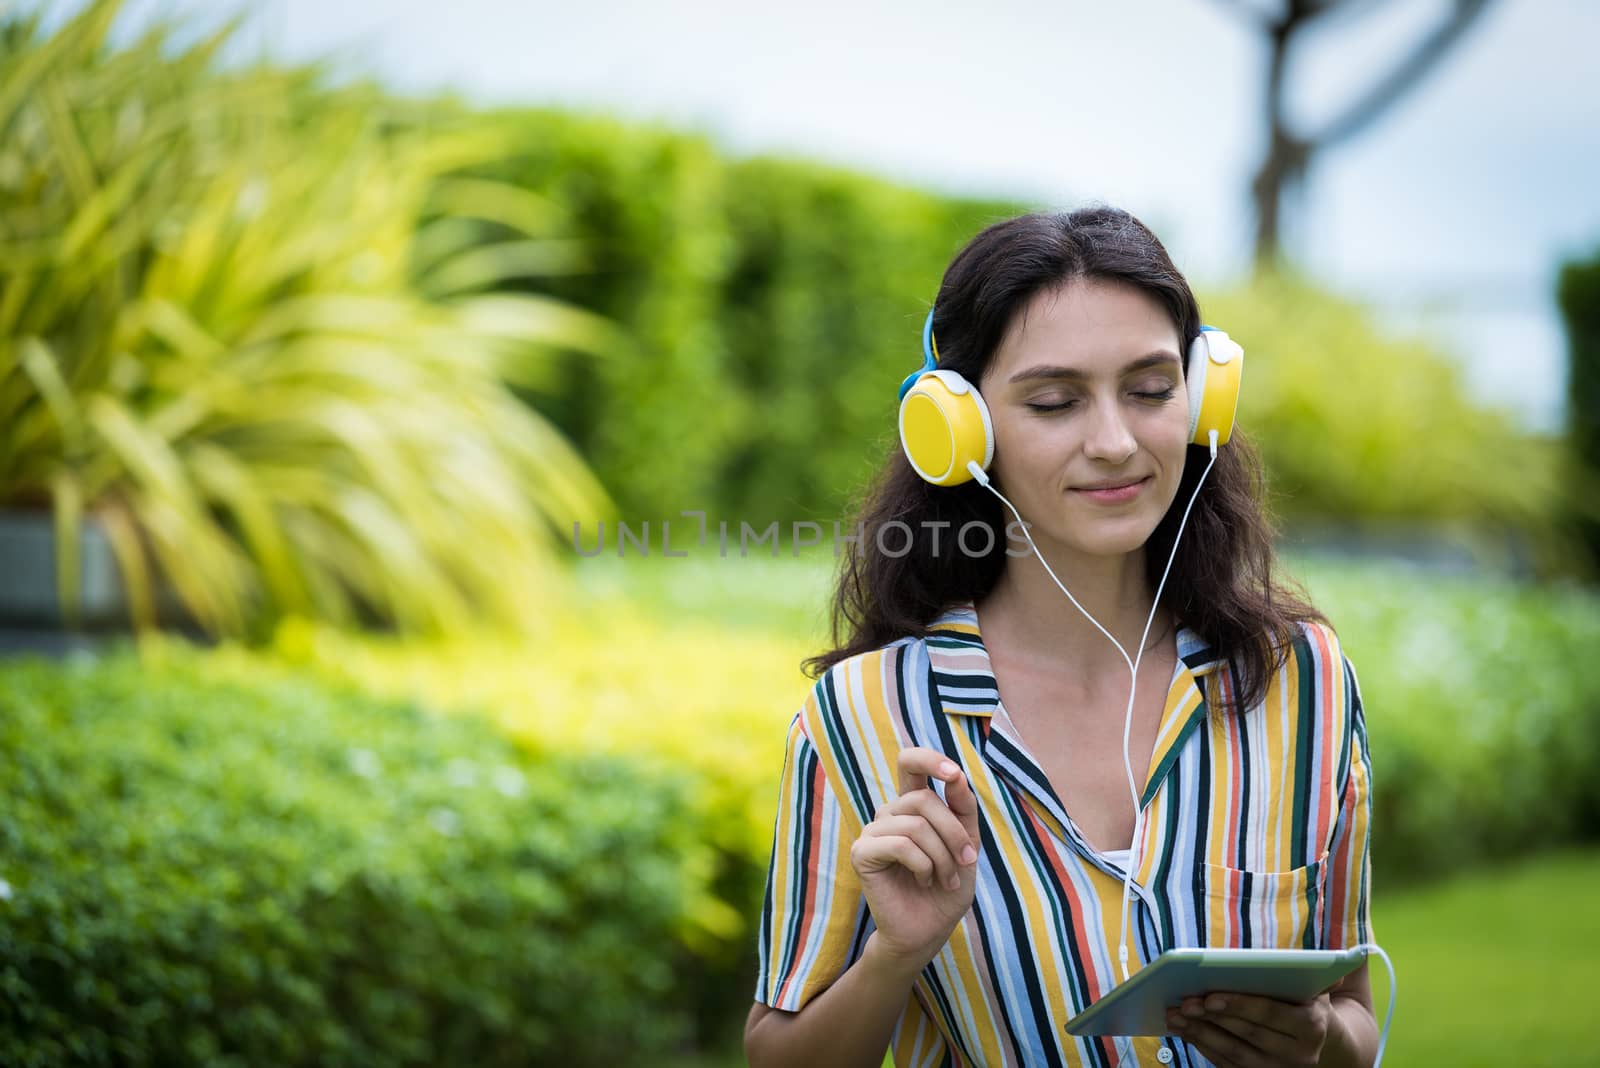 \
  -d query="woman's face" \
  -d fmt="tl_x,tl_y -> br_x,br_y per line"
977,277 -> 1191,563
